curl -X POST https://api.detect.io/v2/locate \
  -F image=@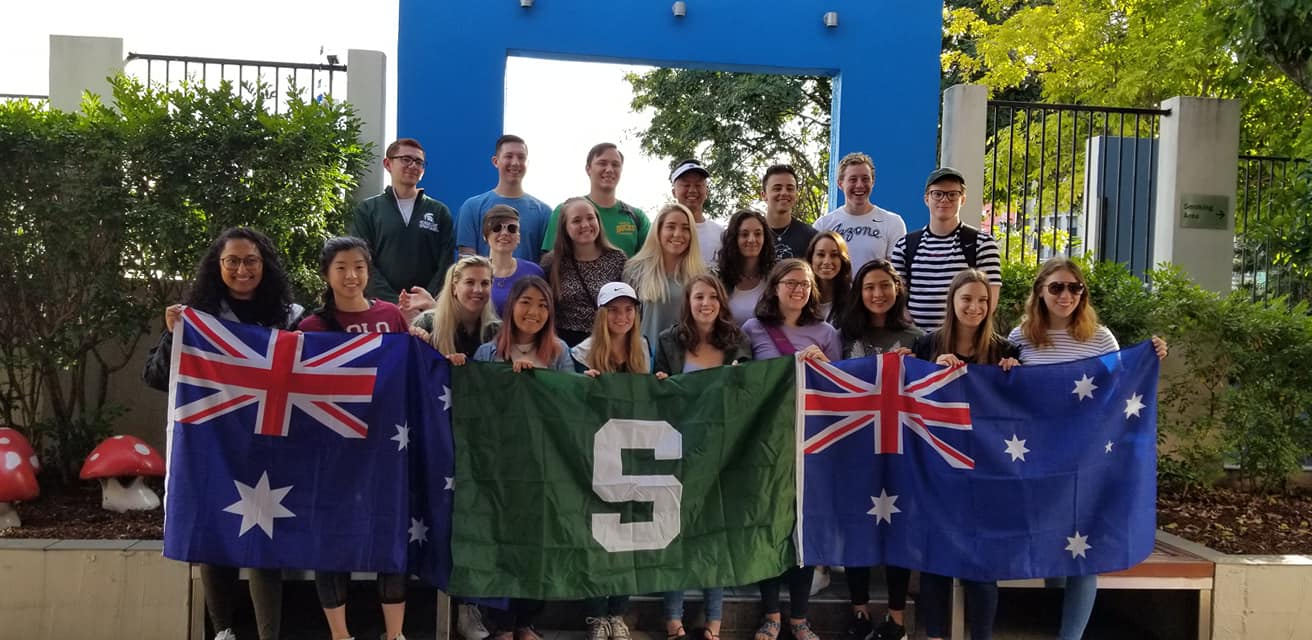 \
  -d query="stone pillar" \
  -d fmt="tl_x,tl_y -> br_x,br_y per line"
48,35 -> 124,112
939,84 -> 989,223
347,49 -> 387,201
1152,96 -> 1241,293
